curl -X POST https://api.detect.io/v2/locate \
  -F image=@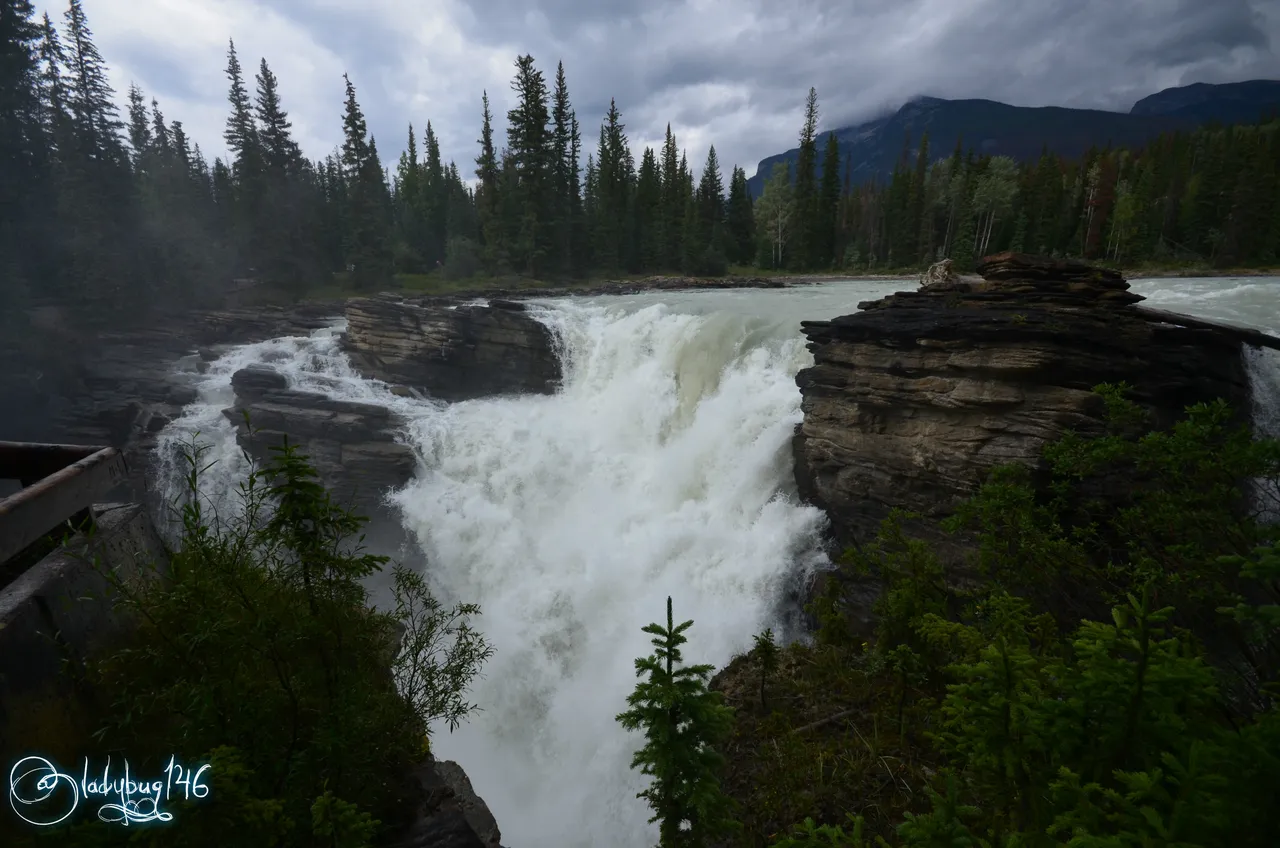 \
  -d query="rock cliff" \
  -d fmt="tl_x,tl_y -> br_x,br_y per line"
793,252 -> 1262,551
343,295 -> 561,401
223,364 -> 417,513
